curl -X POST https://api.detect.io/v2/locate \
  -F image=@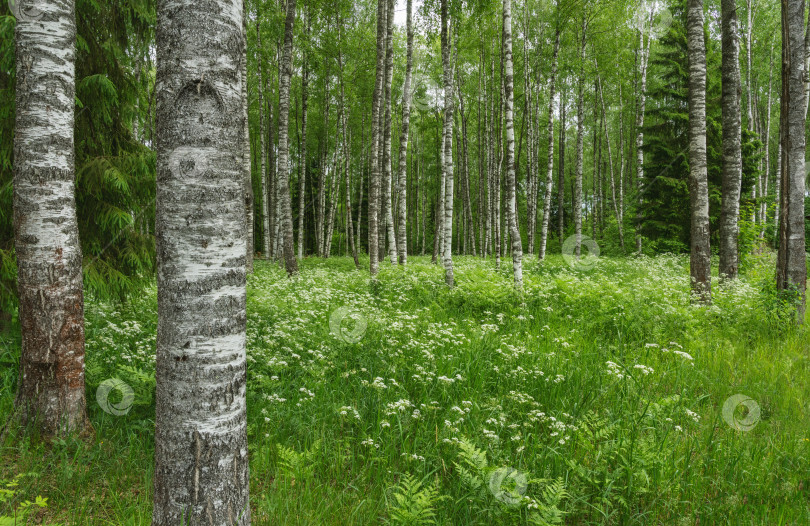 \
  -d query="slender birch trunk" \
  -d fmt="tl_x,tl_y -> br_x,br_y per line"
441,0 -> 455,285
558,88 -> 566,245
241,8 -> 253,273
719,0 -> 743,279
777,0 -> 807,321
761,44 -> 774,234
298,15 -> 309,260
381,0 -> 397,264
369,0 -> 386,277
258,20 -> 271,258
502,0 -> 522,287
574,15 -> 587,258
152,0 -> 249,522
277,0 -> 298,275
14,0 -> 89,437
635,13 -> 652,253
687,0 -> 712,301
597,72 -> 625,251
745,0 -> 754,129
396,0 -> 414,265
539,28 -> 561,260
